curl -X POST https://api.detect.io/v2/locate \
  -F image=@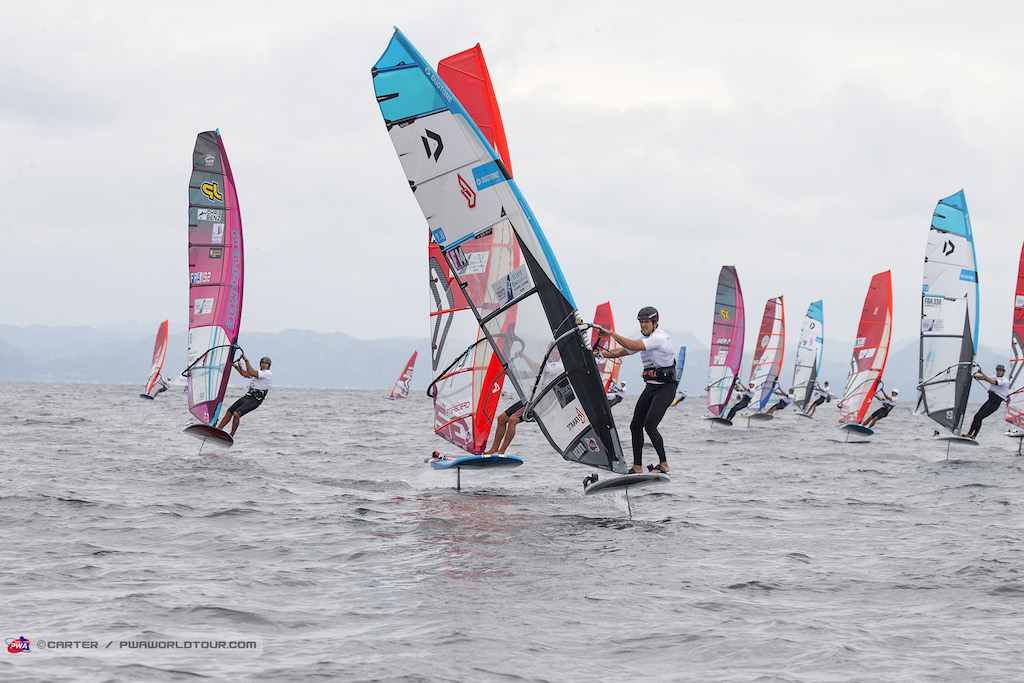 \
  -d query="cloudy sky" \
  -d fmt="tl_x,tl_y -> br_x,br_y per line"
4,0 -> 1023,357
